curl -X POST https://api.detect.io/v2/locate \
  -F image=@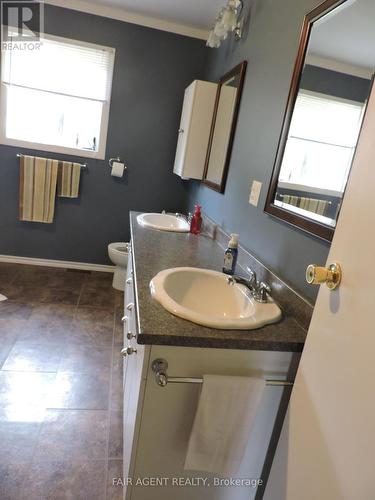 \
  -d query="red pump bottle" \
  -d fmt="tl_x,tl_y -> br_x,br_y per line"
190,204 -> 202,235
